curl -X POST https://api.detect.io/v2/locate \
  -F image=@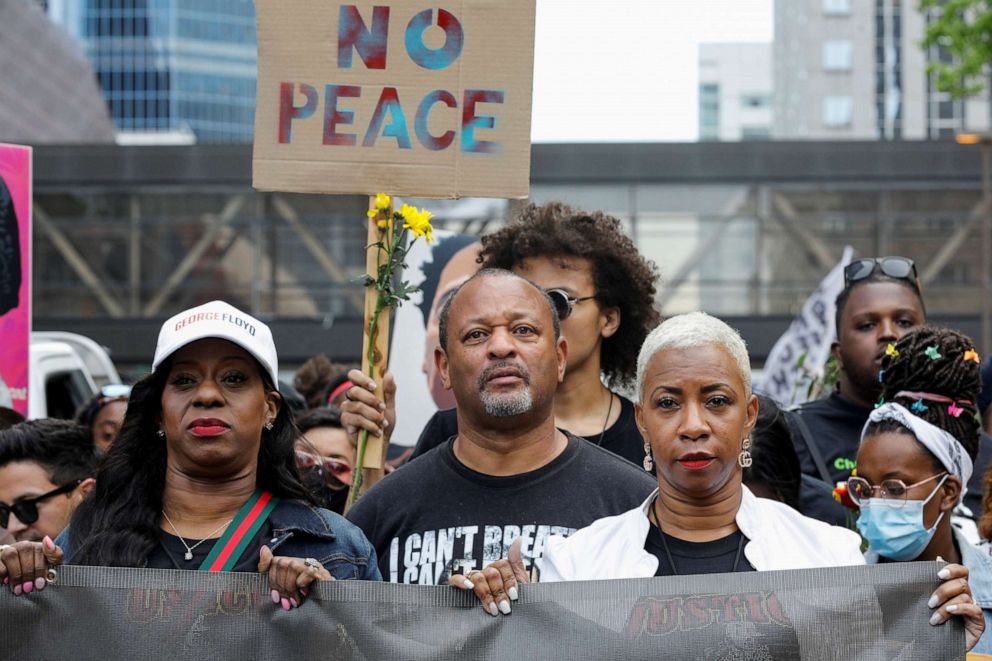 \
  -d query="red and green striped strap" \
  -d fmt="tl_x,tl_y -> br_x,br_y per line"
199,489 -> 279,572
